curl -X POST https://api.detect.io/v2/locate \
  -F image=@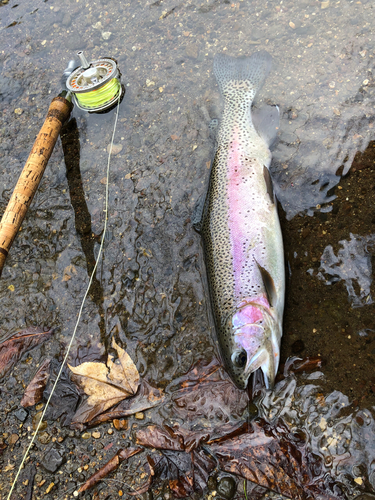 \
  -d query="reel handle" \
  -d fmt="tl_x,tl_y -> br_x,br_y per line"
0,96 -> 73,277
